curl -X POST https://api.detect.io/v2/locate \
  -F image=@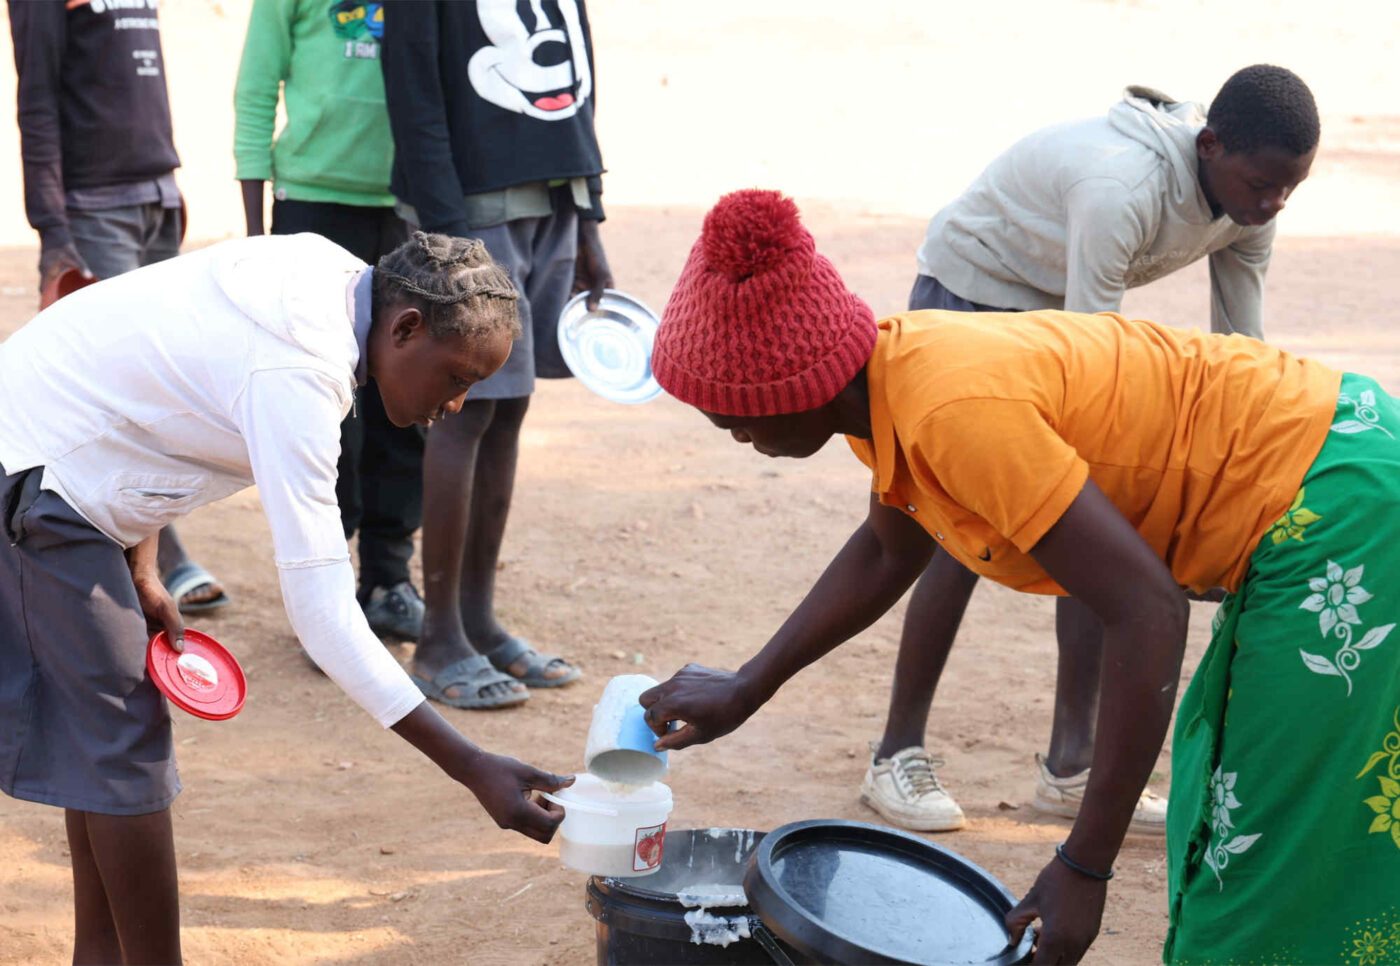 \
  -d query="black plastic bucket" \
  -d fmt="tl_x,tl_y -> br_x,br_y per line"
585,822 -> 1032,965
585,828 -> 797,965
